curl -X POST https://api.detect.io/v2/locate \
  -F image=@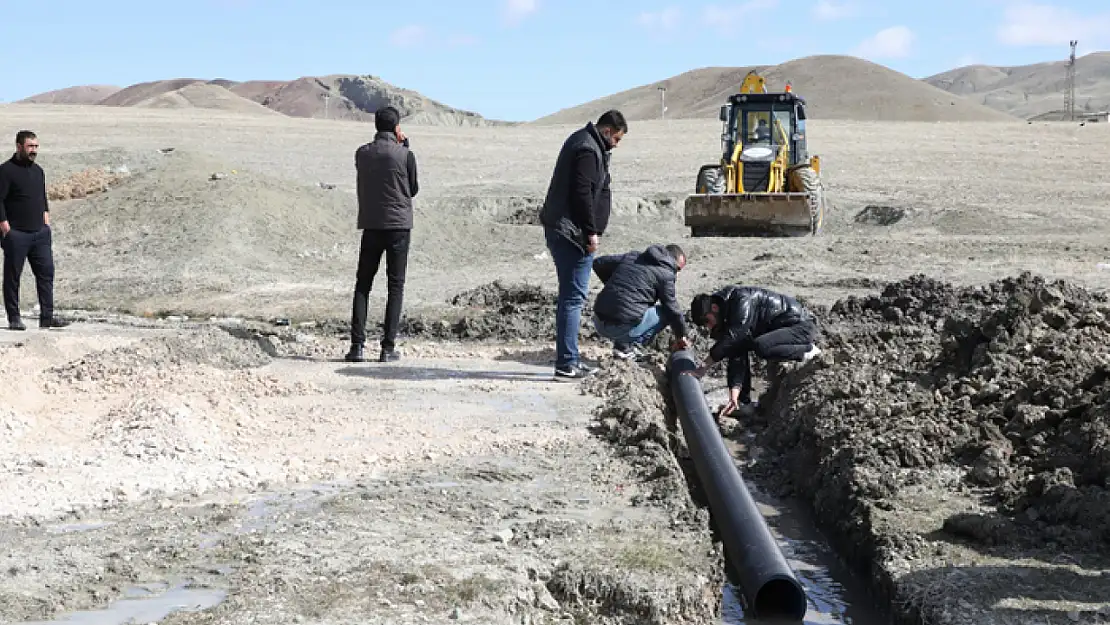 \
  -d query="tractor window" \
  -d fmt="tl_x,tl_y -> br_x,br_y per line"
746,111 -> 772,143
773,110 -> 793,143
